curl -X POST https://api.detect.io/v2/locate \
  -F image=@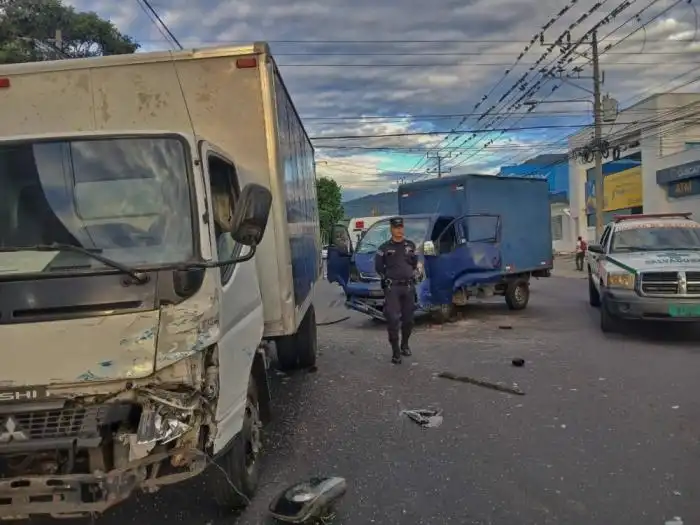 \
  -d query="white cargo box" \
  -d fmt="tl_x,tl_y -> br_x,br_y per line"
0,42 -> 321,337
